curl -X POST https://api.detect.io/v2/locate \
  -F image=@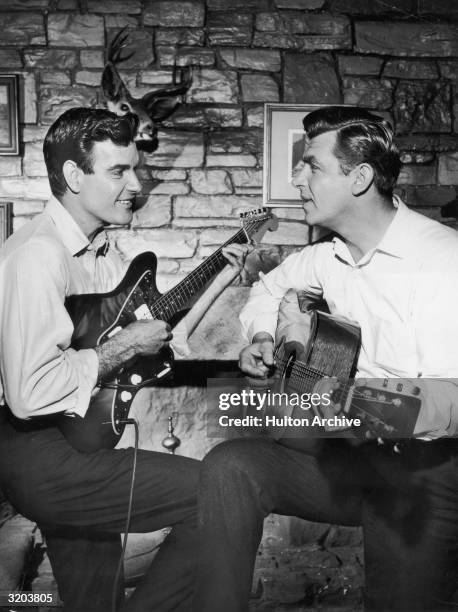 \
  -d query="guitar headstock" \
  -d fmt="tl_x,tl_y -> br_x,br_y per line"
240,207 -> 278,239
348,378 -> 422,439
